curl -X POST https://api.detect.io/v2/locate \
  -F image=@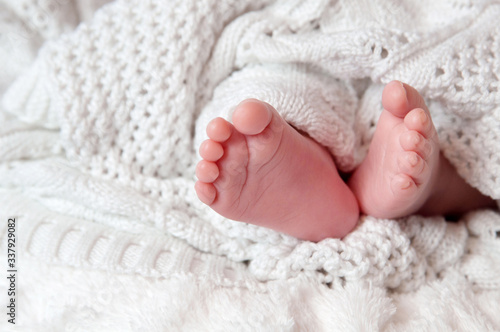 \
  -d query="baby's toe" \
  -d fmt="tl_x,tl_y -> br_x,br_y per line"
199,139 -> 224,161
391,173 -> 417,195
399,130 -> 433,160
207,117 -> 232,142
196,160 -> 219,183
232,99 -> 272,136
195,181 -> 217,205
404,108 -> 434,138
398,151 -> 430,185
398,151 -> 424,174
